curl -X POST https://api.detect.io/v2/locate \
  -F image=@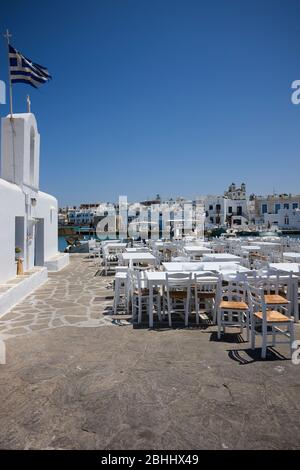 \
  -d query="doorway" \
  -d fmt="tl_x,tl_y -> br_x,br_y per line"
15,216 -> 25,258
34,218 -> 44,266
